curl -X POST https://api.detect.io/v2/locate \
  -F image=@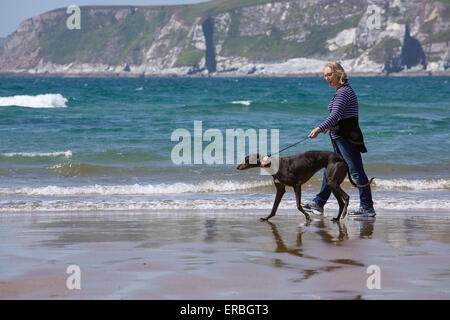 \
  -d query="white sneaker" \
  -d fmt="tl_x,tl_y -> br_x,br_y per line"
348,207 -> 376,217
303,200 -> 324,216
